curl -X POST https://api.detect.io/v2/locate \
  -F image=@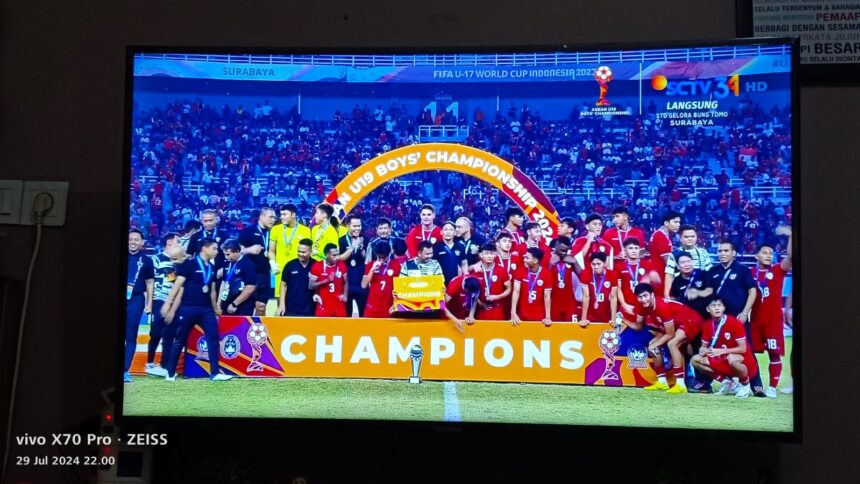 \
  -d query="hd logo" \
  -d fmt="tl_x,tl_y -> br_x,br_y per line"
652,74 -> 740,98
